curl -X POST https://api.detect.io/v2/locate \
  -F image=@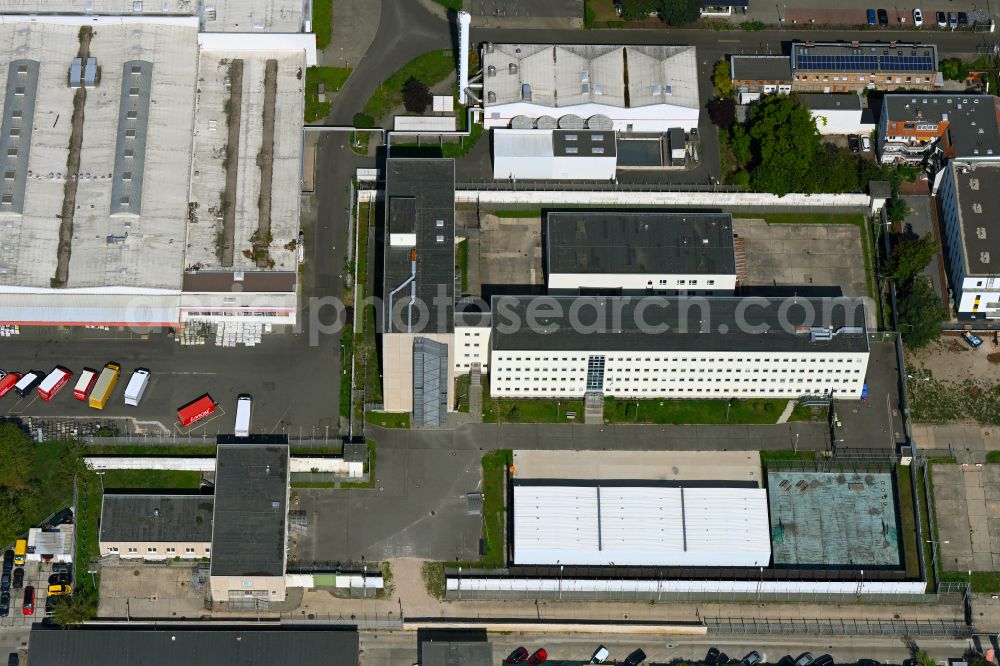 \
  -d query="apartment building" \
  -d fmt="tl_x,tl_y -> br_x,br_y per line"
730,55 -> 792,101
489,296 -> 870,400
937,161 -> 1000,318
99,495 -> 214,560
878,94 -> 1000,165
